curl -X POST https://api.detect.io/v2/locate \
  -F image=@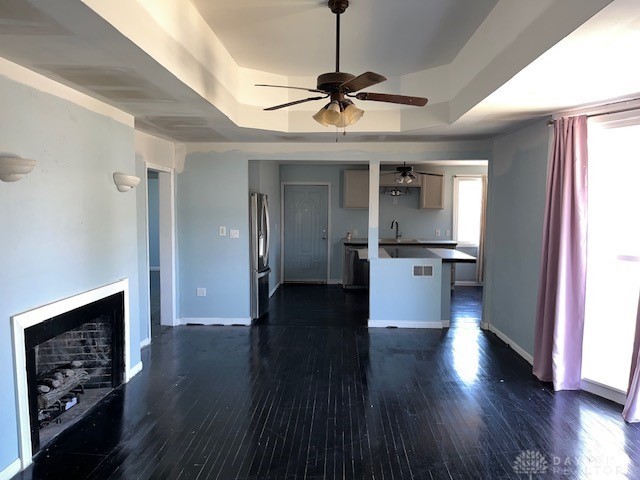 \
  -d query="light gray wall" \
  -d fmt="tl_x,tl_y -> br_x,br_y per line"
483,120 -> 551,355
280,164 -> 369,282
0,75 -> 143,470
177,152 -> 251,320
